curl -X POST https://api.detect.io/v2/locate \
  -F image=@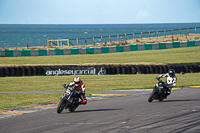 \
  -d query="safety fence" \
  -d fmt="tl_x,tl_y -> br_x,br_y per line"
0,40 -> 200,57
47,27 -> 200,46
0,63 -> 200,77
